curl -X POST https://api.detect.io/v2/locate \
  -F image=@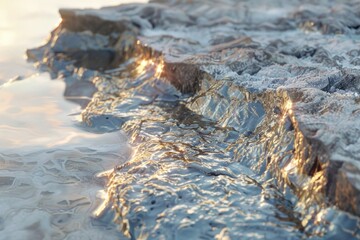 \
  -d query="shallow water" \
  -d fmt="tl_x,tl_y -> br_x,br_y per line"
0,0 -> 145,239
0,0 -> 145,83
0,74 -> 133,239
